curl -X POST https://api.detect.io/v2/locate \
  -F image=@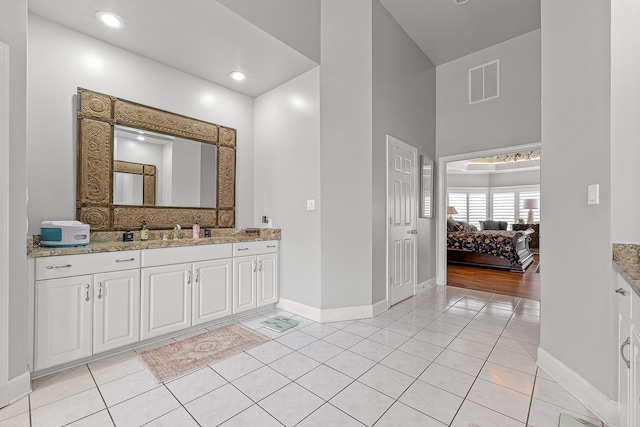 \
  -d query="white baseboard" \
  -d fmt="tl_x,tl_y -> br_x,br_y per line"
372,299 -> 388,316
537,347 -> 618,426
7,371 -> 30,404
417,277 -> 437,293
277,298 -> 389,323
277,299 -> 322,322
